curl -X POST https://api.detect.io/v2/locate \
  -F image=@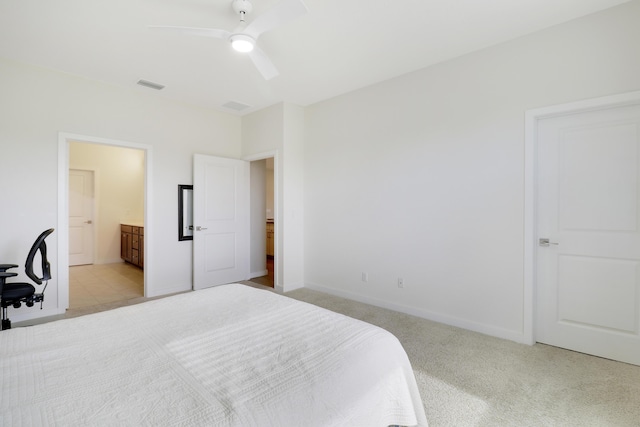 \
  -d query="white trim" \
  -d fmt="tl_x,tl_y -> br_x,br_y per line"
304,281 -> 527,343
523,90 -> 640,345
58,132 -> 153,309
243,150 -> 277,162
243,150 -> 280,290
57,136 -> 70,313
9,308 -> 67,324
